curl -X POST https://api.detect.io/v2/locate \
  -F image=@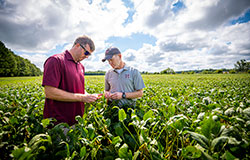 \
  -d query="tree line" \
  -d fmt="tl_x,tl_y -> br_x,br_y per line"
142,59 -> 250,75
0,41 -> 42,77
